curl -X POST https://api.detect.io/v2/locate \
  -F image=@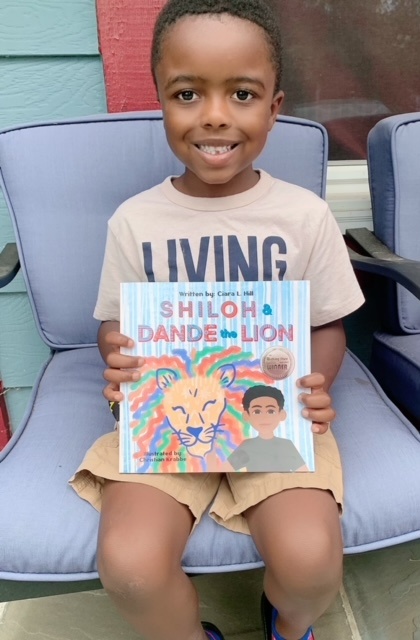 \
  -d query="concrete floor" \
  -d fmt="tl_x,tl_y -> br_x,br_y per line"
1,540 -> 420,639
